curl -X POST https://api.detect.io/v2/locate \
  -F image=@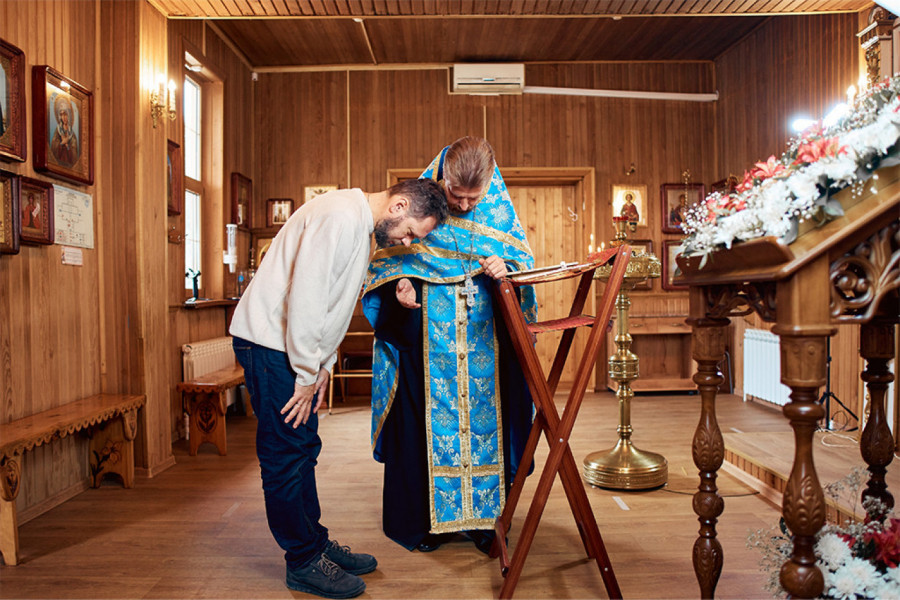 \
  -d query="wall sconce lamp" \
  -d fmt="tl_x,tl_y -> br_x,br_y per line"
150,77 -> 176,128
